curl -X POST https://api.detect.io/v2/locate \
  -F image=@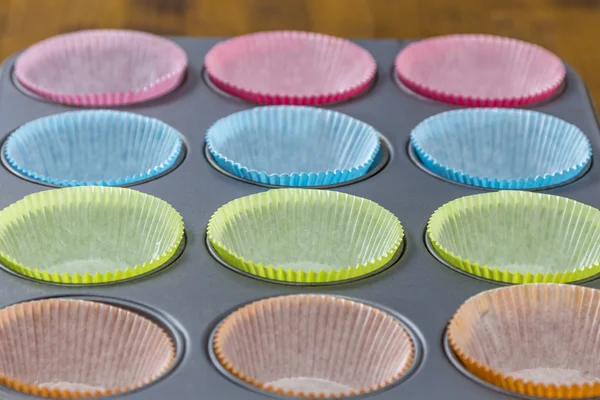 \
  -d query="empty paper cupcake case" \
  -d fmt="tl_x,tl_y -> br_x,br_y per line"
205,106 -> 382,187
447,284 -> 600,399
0,32 -> 599,400
409,108 -> 592,190
0,296 -> 182,398
427,191 -> 600,284
207,189 -> 404,284
204,30 -> 377,105
3,110 -> 184,187
395,34 -> 566,107
0,186 -> 185,284
210,294 -> 422,398
14,30 -> 188,106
